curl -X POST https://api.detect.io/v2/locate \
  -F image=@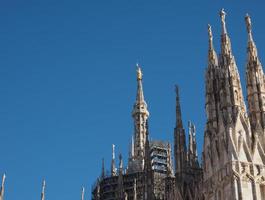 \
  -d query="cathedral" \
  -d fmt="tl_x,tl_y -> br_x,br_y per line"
1,9 -> 265,200
91,9 -> 265,200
